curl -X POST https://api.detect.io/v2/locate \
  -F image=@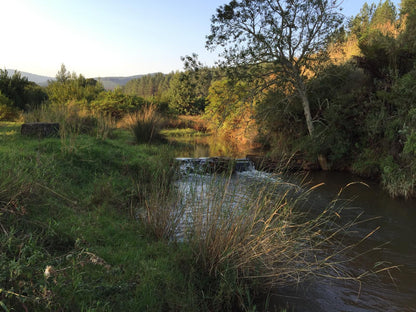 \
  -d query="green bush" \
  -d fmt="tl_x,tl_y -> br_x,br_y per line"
90,90 -> 147,119
381,156 -> 416,198
0,92 -> 19,121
